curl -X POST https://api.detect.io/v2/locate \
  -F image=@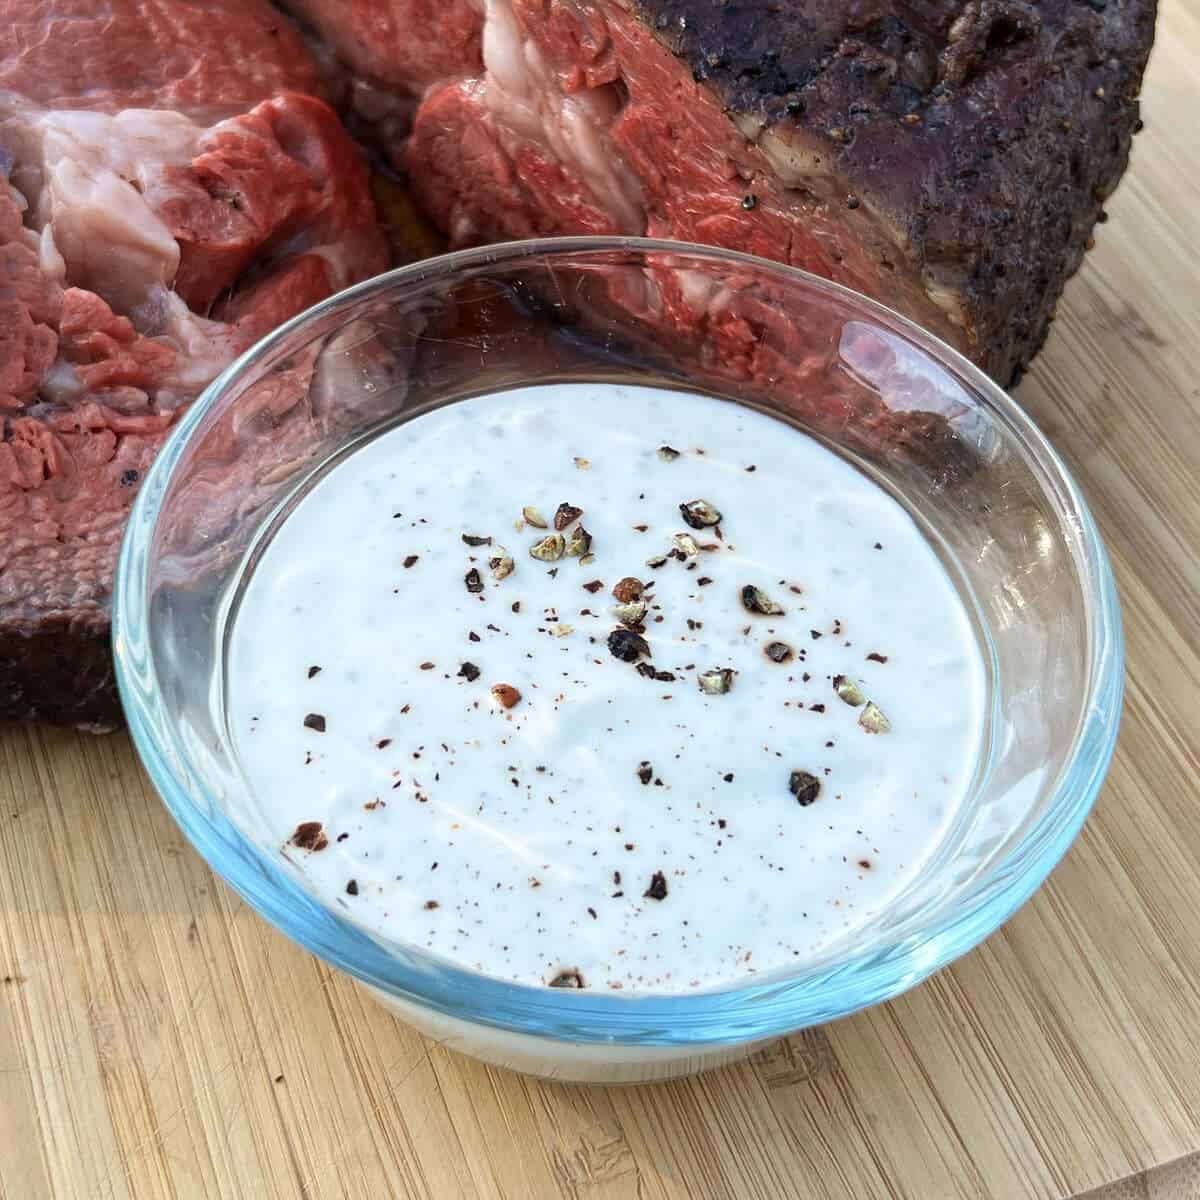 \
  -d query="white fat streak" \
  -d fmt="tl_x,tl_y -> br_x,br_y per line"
30,108 -> 206,313
155,291 -> 239,391
37,224 -> 65,281
480,0 -> 645,234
